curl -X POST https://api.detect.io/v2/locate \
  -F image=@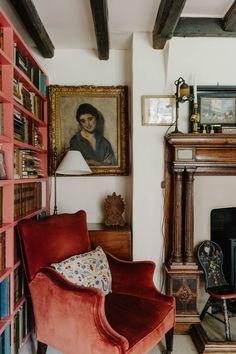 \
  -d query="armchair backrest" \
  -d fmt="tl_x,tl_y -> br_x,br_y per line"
197,240 -> 228,290
18,210 -> 91,282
